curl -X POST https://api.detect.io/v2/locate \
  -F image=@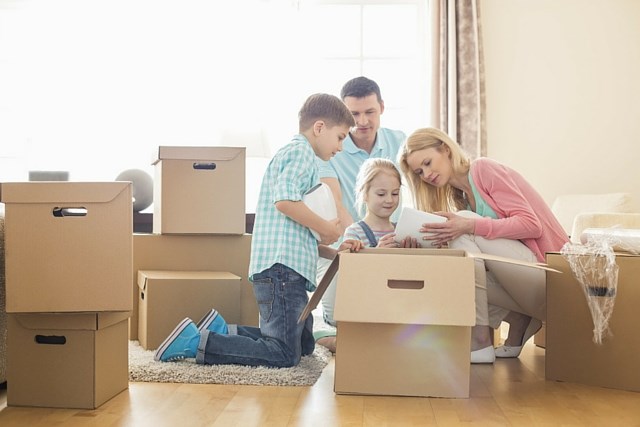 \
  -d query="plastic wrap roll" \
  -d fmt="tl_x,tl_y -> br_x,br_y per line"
580,228 -> 640,254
